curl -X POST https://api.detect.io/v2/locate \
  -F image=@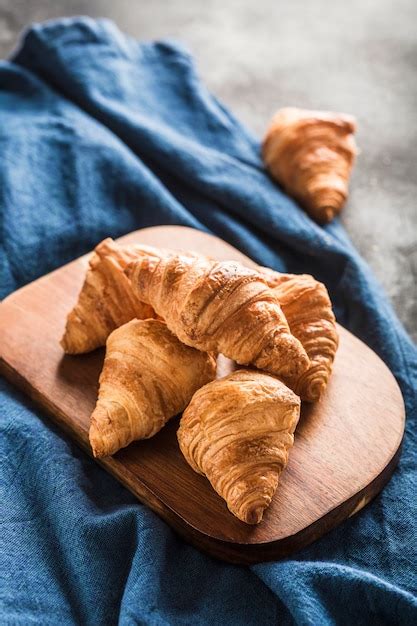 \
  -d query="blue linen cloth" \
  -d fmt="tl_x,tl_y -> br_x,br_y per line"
0,17 -> 416,625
